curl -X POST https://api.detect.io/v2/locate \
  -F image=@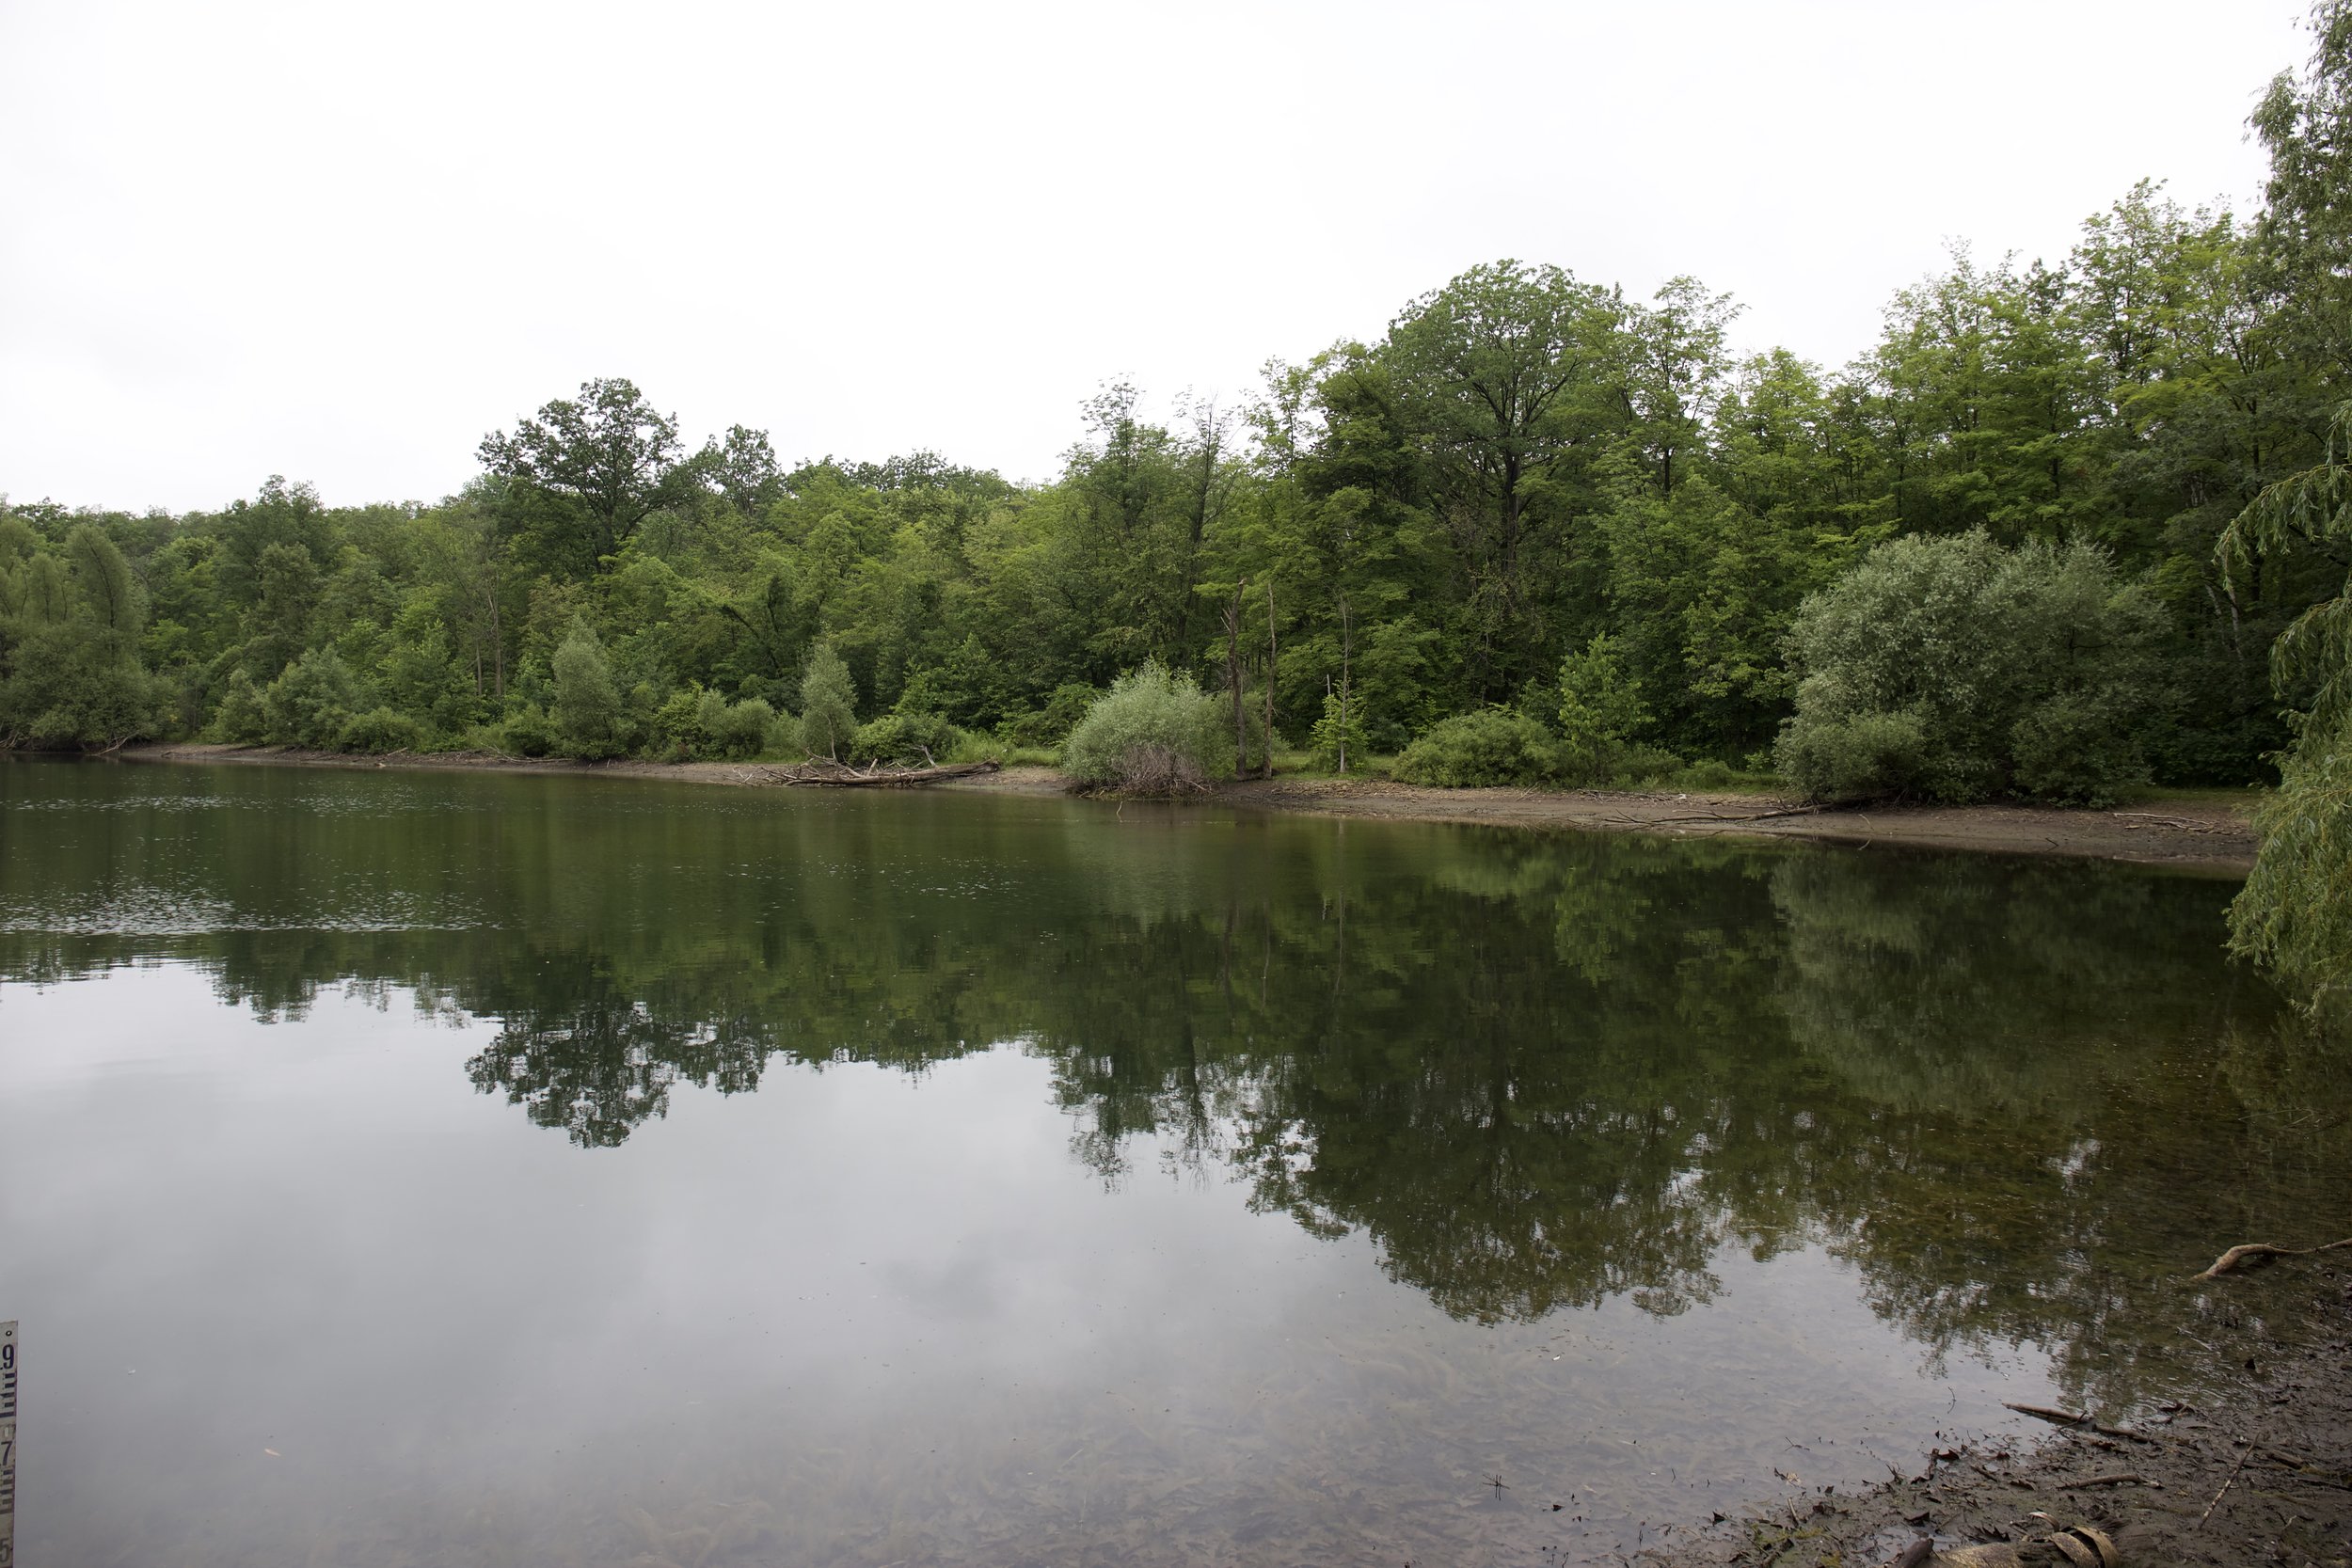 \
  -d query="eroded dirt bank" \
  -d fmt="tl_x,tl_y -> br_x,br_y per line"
106,745 -> 2256,870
